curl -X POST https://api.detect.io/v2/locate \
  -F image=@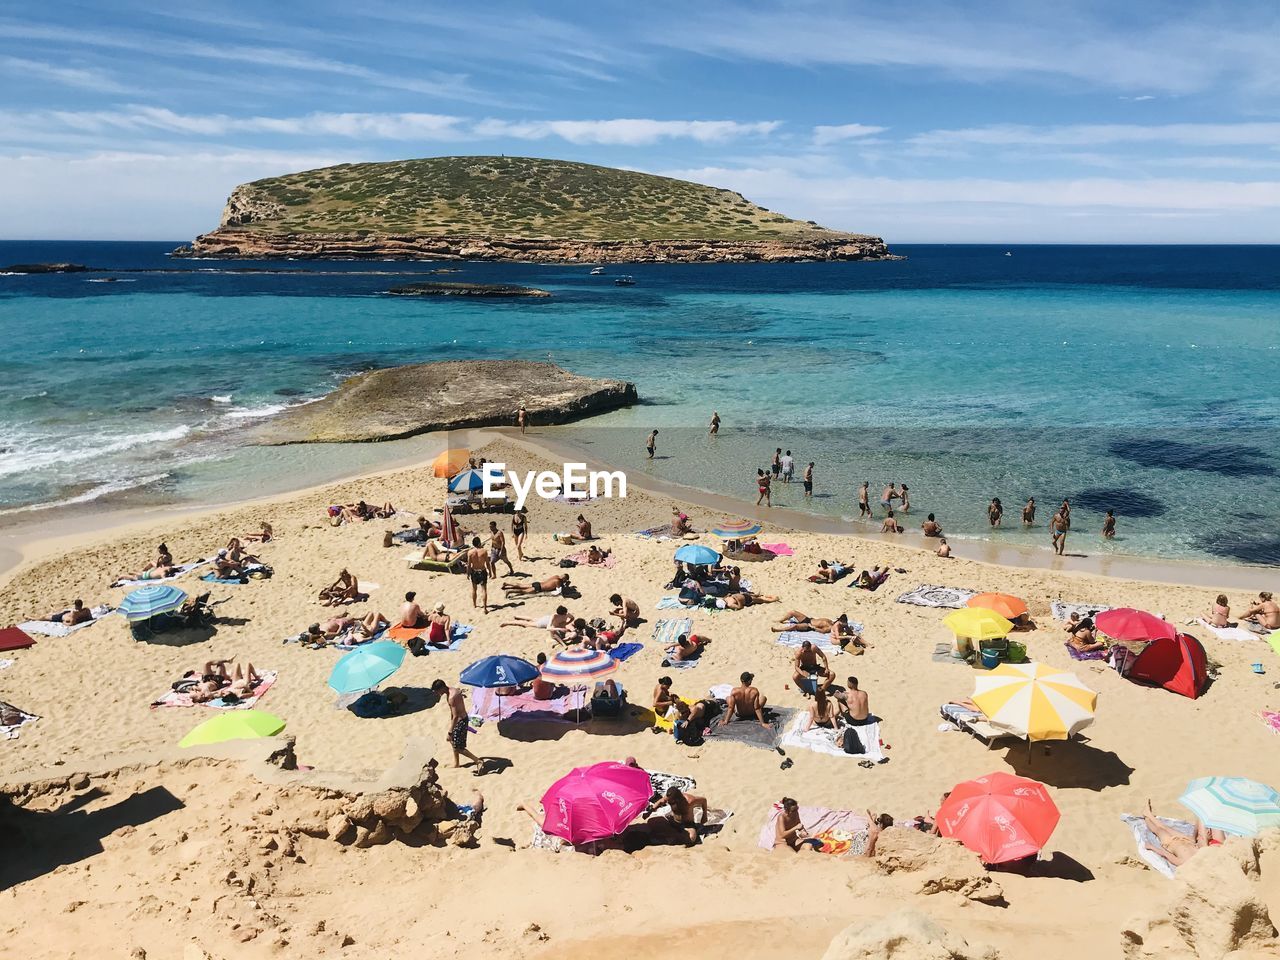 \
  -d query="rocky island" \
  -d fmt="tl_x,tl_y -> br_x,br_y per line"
173,156 -> 894,264
252,359 -> 636,444
386,281 -> 550,298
